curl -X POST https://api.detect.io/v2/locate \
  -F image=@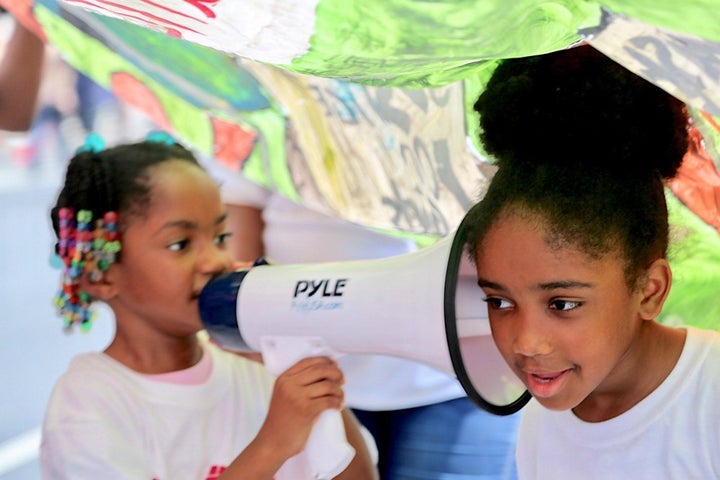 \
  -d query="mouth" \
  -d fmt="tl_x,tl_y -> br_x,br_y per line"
522,368 -> 572,399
